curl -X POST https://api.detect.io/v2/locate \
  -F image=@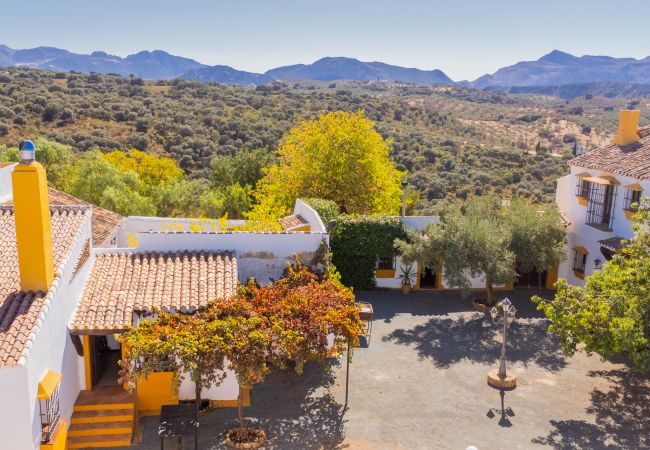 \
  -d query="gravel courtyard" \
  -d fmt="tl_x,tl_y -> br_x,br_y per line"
121,290 -> 649,450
